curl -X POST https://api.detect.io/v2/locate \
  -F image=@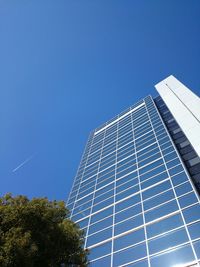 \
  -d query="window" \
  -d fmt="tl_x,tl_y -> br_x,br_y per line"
183,204 -> 200,223
175,182 -> 193,197
77,218 -> 89,229
137,147 -> 160,162
140,165 -> 166,183
150,244 -> 195,267
114,228 -> 145,251
71,208 -> 90,221
92,196 -> 114,213
178,192 -> 198,208
145,200 -> 179,223
116,185 -> 139,202
113,243 -> 147,267
138,152 -> 162,168
142,180 -> 171,200
168,165 -> 184,176
125,259 -> 148,267
143,189 -> 174,211
164,151 -> 178,162
189,157 -> 200,167
115,203 -> 142,223
89,241 -> 112,260
95,183 -> 114,197
188,221 -> 200,240
180,140 -> 190,148
139,159 -> 164,176
148,228 -> 189,254
146,213 -> 183,238
116,178 -> 139,194
166,158 -> 180,169
90,256 -> 111,267
87,227 -> 112,246
141,171 -> 168,190
89,216 -> 113,235
91,207 -> 113,224
116,171 -> 138,186
94,190 -> 114,205
193,240 -> 200,259
171,171 -> 188,186
115,194 -> 141,212
114,214 -> 143,235
172,127 -> 181,134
